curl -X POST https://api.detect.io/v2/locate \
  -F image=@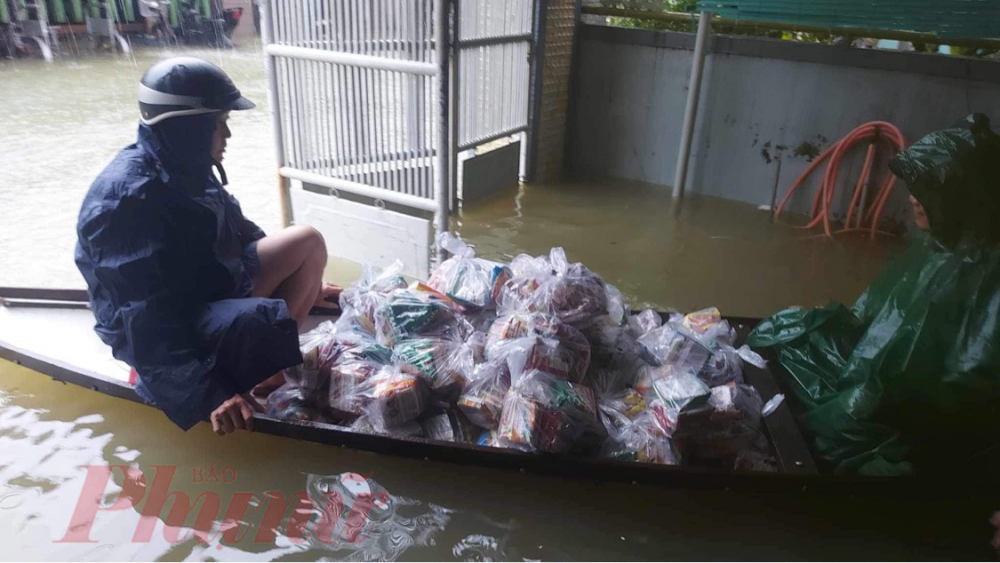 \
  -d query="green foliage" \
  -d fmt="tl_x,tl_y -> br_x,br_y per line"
602,0 -> 829,42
